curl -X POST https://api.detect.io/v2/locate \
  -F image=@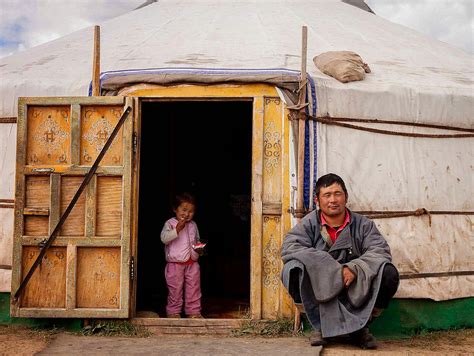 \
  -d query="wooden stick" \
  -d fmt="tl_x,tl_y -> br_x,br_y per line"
294,307 -> 301,332
296,25 -> 308,219
92,25 -> 101,96
294,25 -> 308,332
300,26 -> 308,94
